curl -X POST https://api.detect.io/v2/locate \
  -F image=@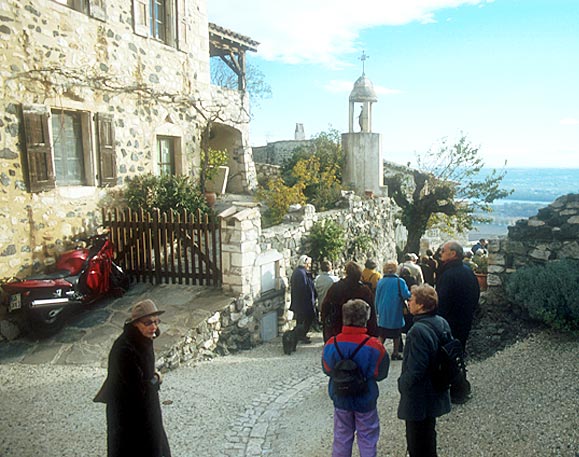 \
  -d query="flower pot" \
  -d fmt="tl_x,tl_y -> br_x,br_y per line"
475,273 -> 488,291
